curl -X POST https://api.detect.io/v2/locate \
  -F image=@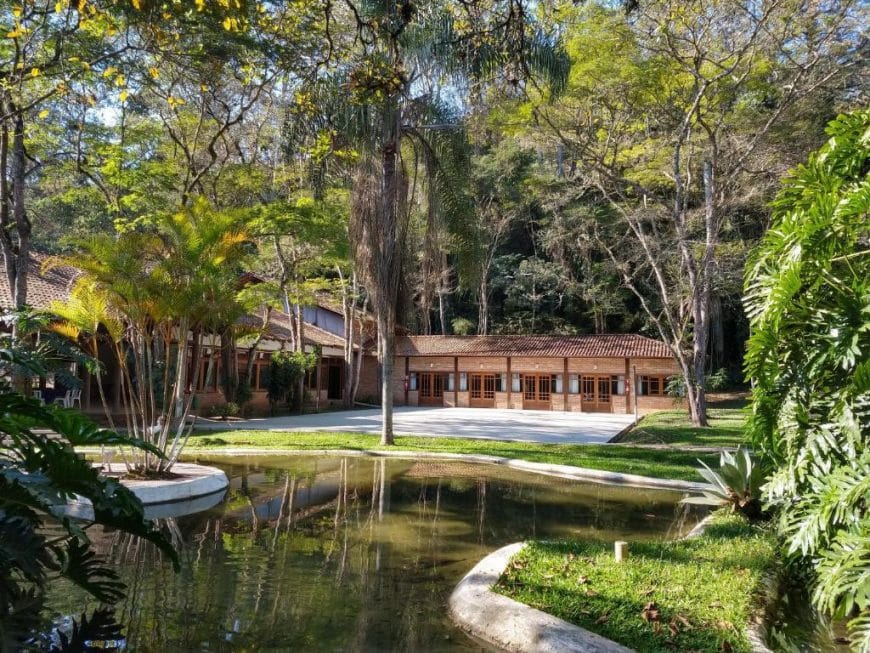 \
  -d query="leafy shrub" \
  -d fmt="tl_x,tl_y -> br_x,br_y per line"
0,345 -> 177,648
666,368 -> 730,397
682,447 -> 765,520
266,350 -> 317,411
743,110 -> 870,650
